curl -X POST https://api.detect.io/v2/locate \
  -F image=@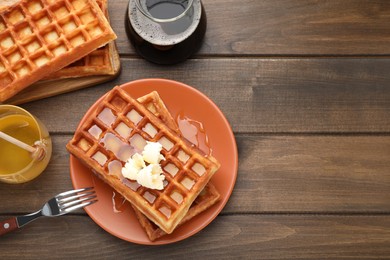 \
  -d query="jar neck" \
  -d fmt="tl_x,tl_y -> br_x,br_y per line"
135,0 -> 195,23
